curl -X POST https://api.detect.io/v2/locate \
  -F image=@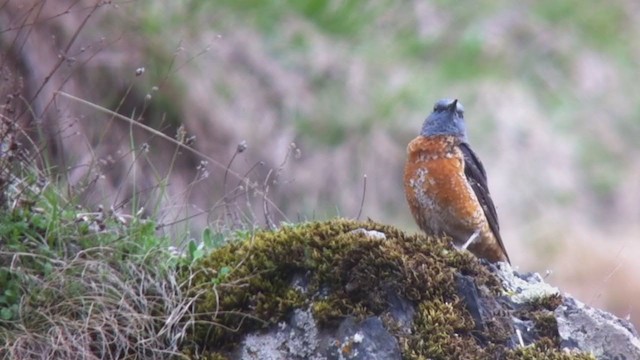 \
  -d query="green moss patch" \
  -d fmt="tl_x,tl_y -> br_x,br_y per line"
182,219 -> 594,359
515,293 -> 566,348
